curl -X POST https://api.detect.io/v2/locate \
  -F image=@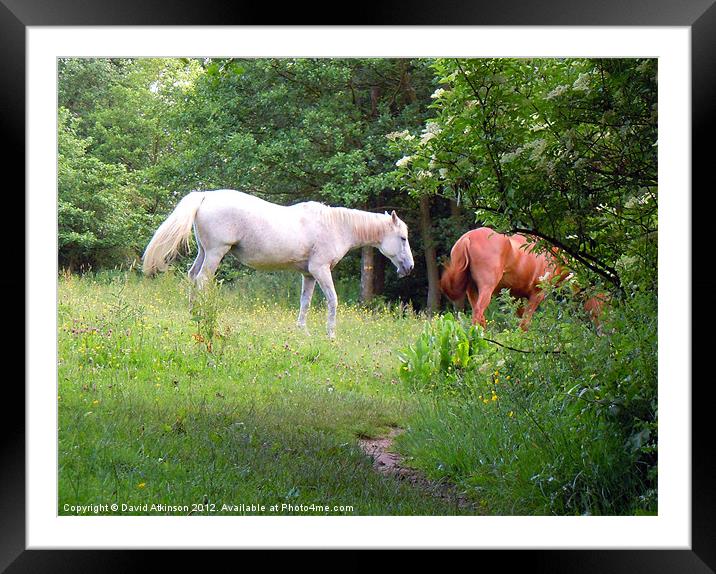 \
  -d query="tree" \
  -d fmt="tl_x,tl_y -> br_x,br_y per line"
58,107 -> 142,269
392,58 -> 658,293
